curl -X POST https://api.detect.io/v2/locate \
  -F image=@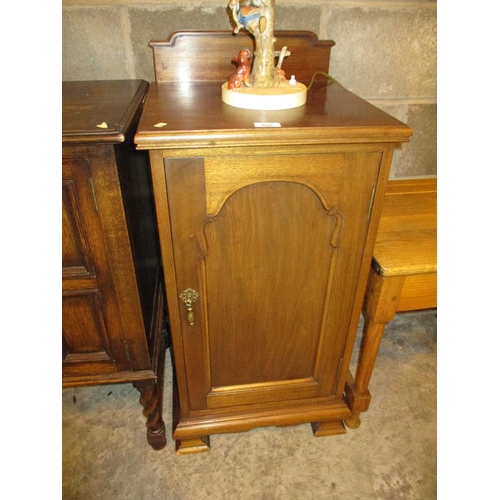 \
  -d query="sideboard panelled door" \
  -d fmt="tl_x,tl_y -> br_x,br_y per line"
164,149 -> 381,412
